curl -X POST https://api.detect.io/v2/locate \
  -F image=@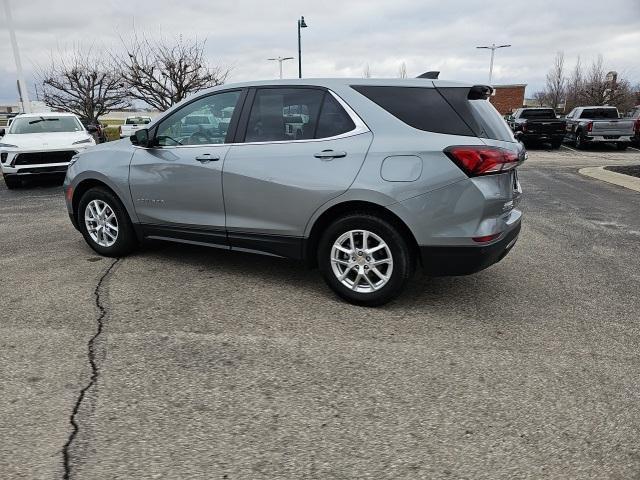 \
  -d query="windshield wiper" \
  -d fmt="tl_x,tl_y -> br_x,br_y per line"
28,117 -> 60,125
